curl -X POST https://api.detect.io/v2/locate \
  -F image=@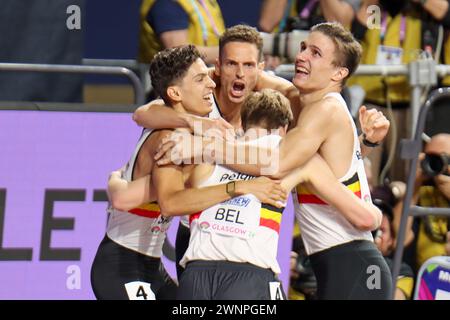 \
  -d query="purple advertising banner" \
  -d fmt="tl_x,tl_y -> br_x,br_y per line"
0,110 -> 294,299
